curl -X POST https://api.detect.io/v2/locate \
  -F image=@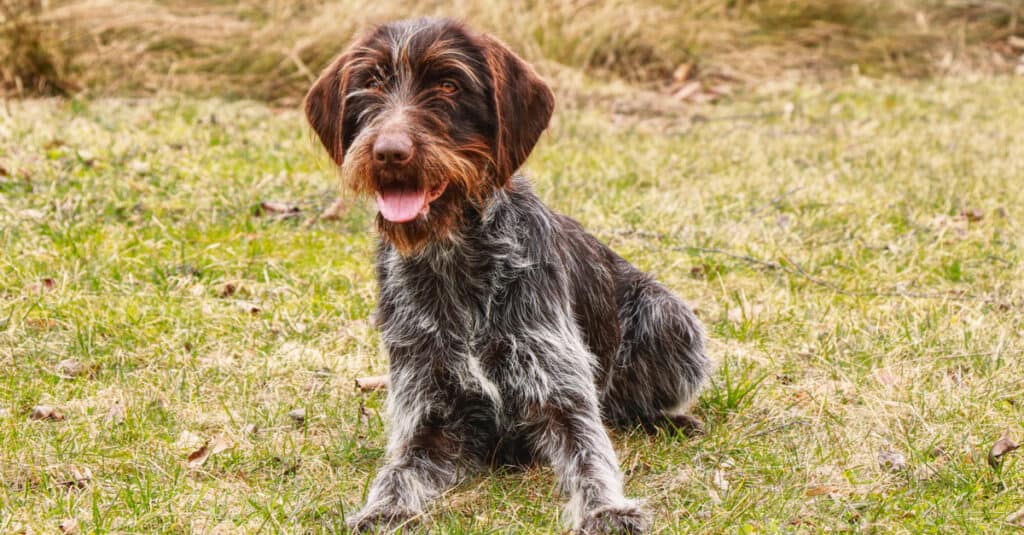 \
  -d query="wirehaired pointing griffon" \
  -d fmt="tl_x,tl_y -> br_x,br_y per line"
305,18 -> 711,534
